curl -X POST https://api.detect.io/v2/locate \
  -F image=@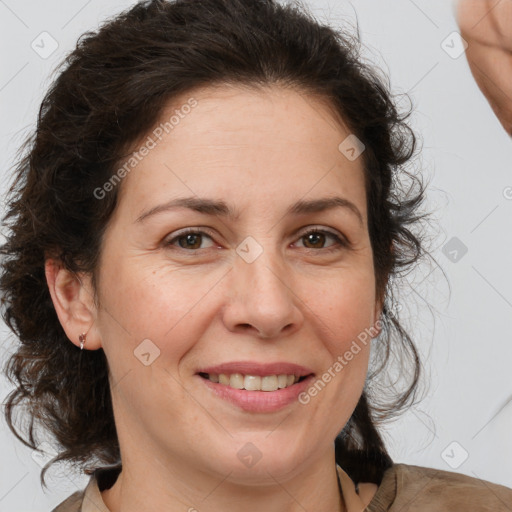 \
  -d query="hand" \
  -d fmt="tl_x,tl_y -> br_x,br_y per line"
456,0 -> 512,136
